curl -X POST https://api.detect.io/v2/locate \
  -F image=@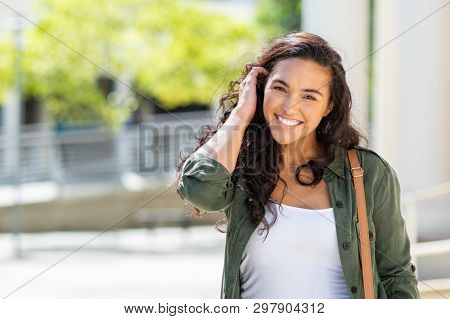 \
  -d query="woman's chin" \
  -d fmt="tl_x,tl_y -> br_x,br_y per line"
269,127 -> 304,145
270,132 -> 300,145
